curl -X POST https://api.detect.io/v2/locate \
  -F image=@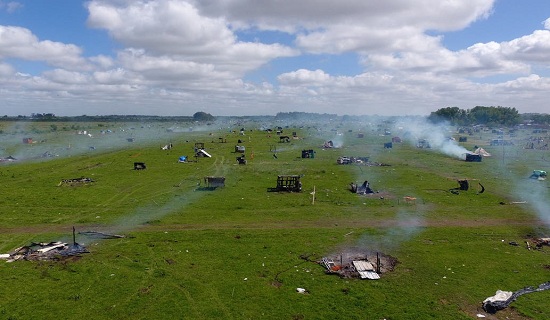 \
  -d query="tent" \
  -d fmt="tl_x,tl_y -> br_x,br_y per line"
178,156 -> 187,163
